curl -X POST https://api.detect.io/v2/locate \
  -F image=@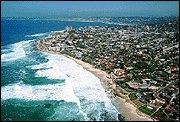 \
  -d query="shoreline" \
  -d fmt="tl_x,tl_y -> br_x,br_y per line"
64,54 -> 154,121
35,46 -> 154,121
